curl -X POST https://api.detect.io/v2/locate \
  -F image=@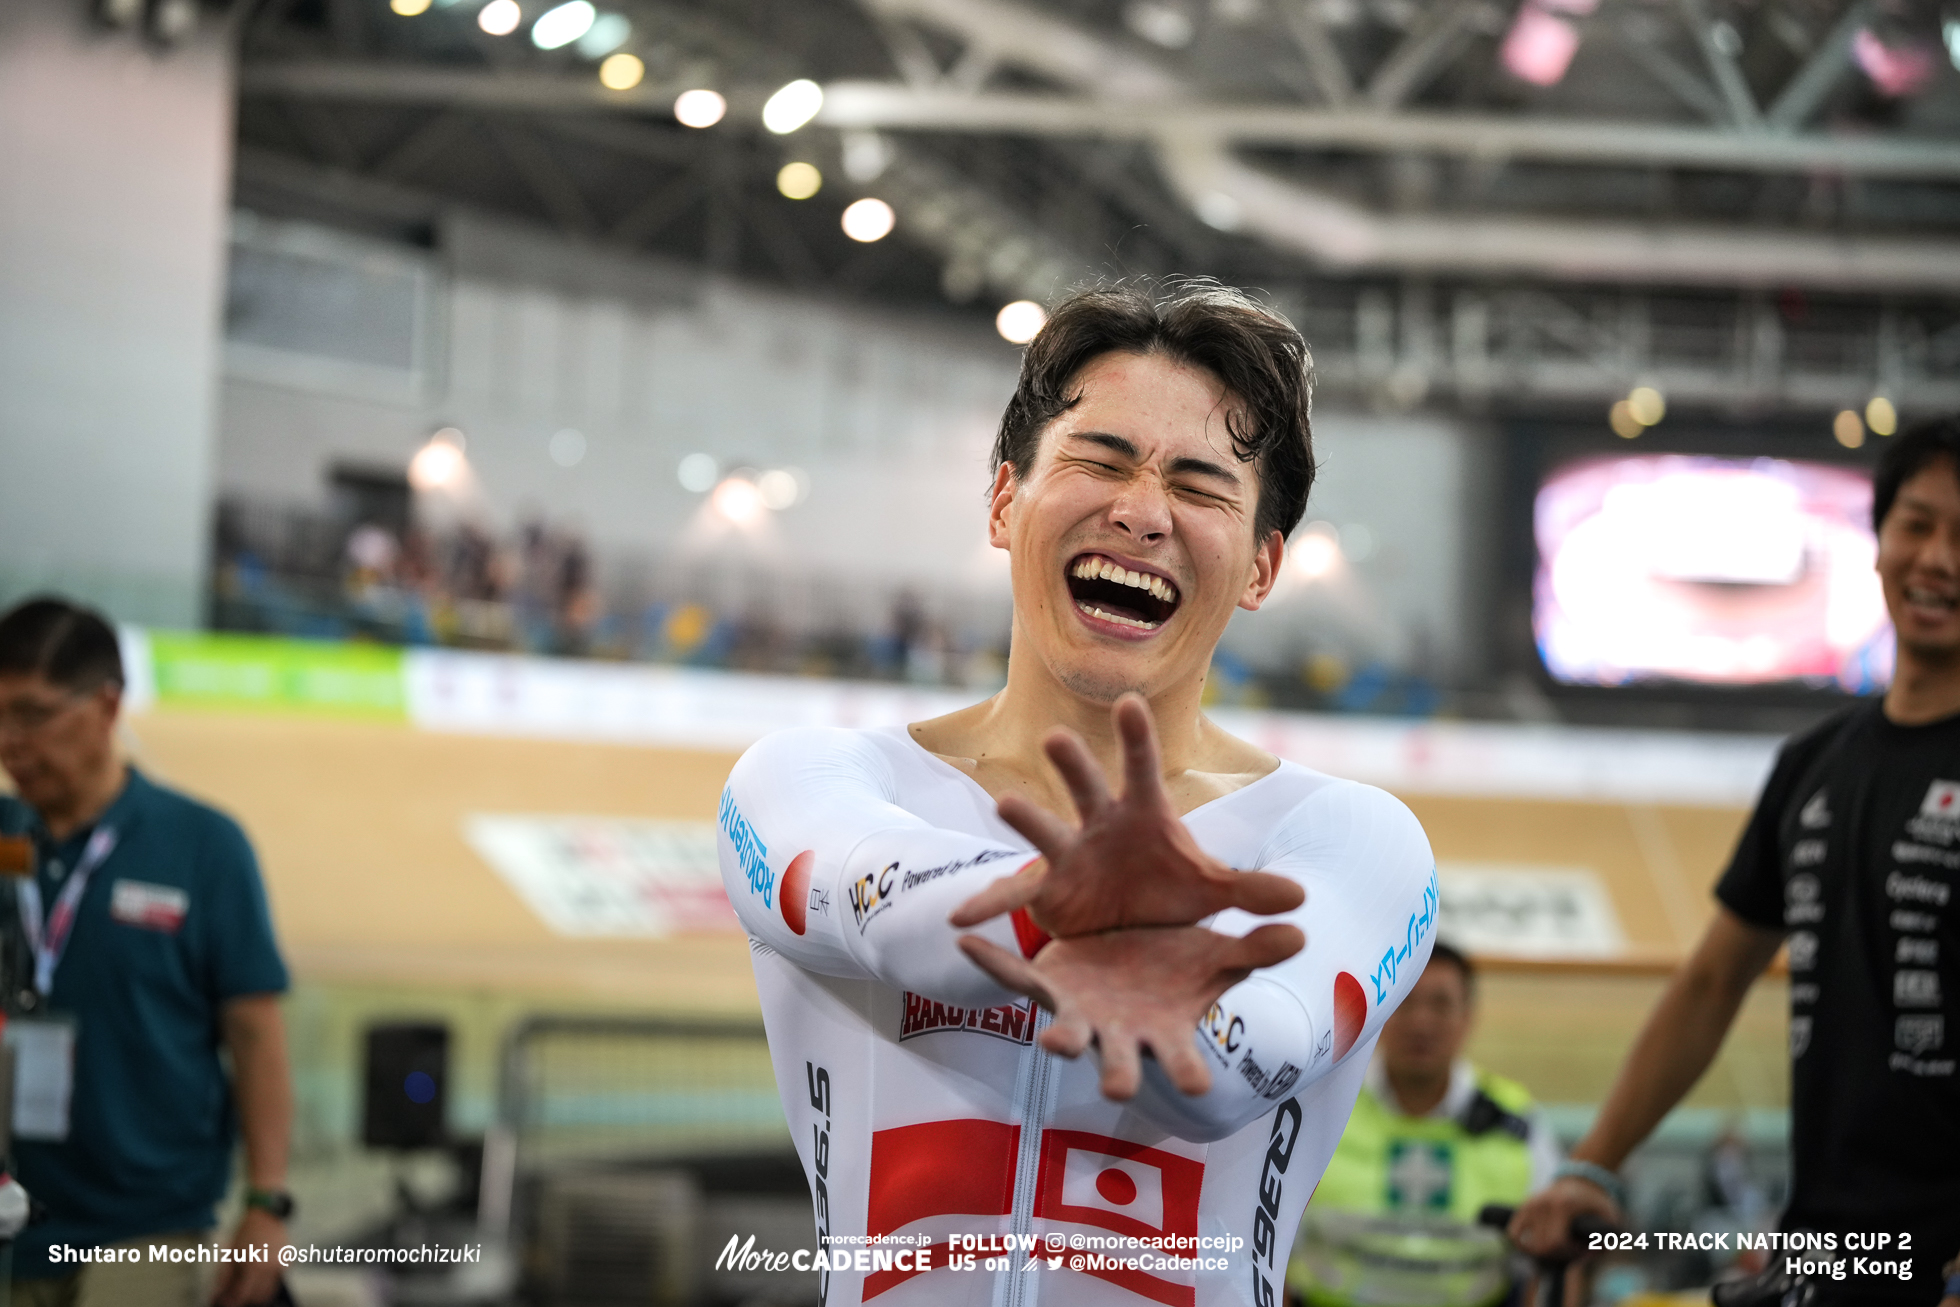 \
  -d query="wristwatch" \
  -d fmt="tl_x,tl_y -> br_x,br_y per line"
243,1188 -> 295,1221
